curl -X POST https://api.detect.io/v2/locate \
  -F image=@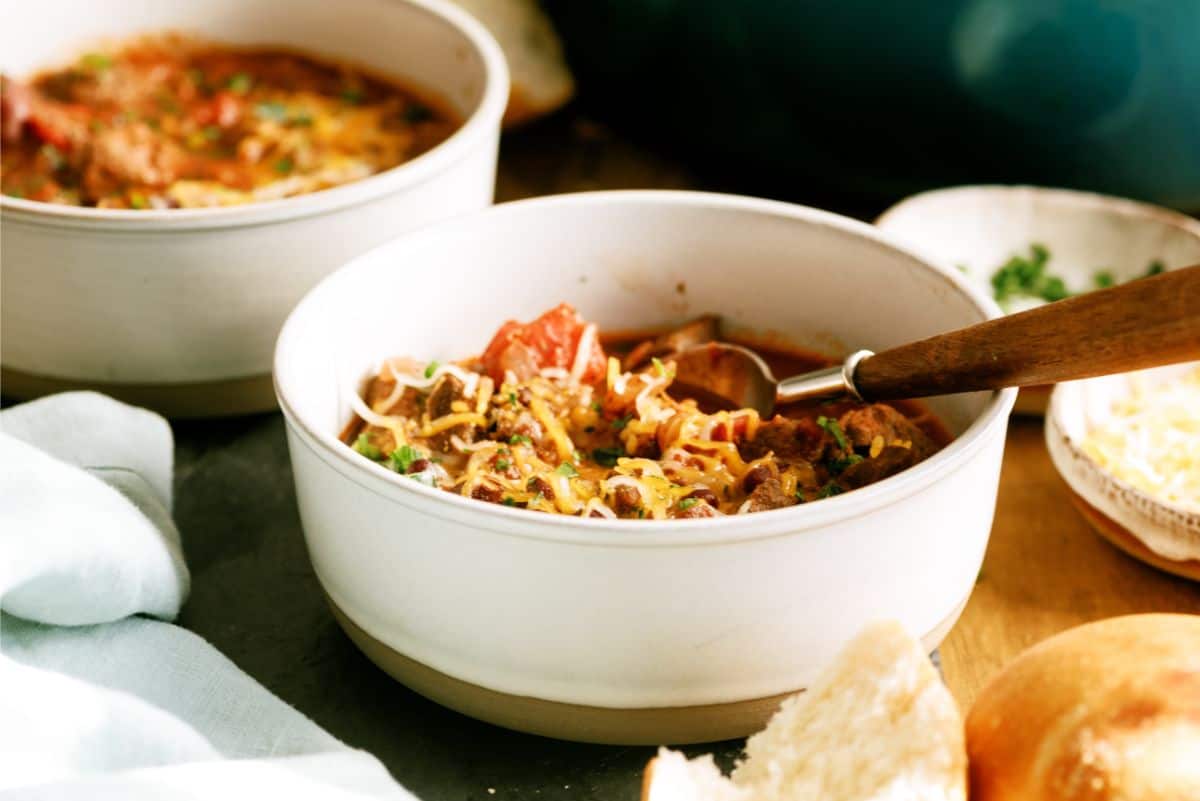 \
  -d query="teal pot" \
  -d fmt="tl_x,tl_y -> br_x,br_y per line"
545,1 -> 1200,211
